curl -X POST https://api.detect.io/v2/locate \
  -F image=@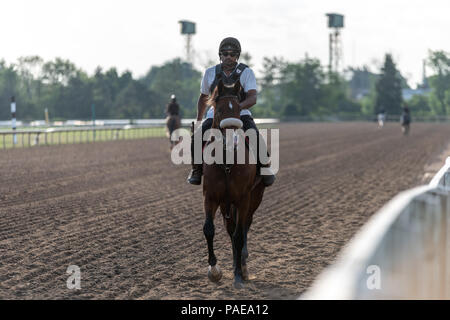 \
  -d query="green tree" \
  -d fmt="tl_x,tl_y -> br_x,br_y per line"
0,62 -> 20,119
375,54 -> 403,115
427,50 -> 450,115
140,58 -> 201,118
113,81 -> 155,118
239,52 -> 253,68
255,56 -> 286,117
320,72 -> 361,116
408,94 -> 431,116
279,57 -> 324,116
